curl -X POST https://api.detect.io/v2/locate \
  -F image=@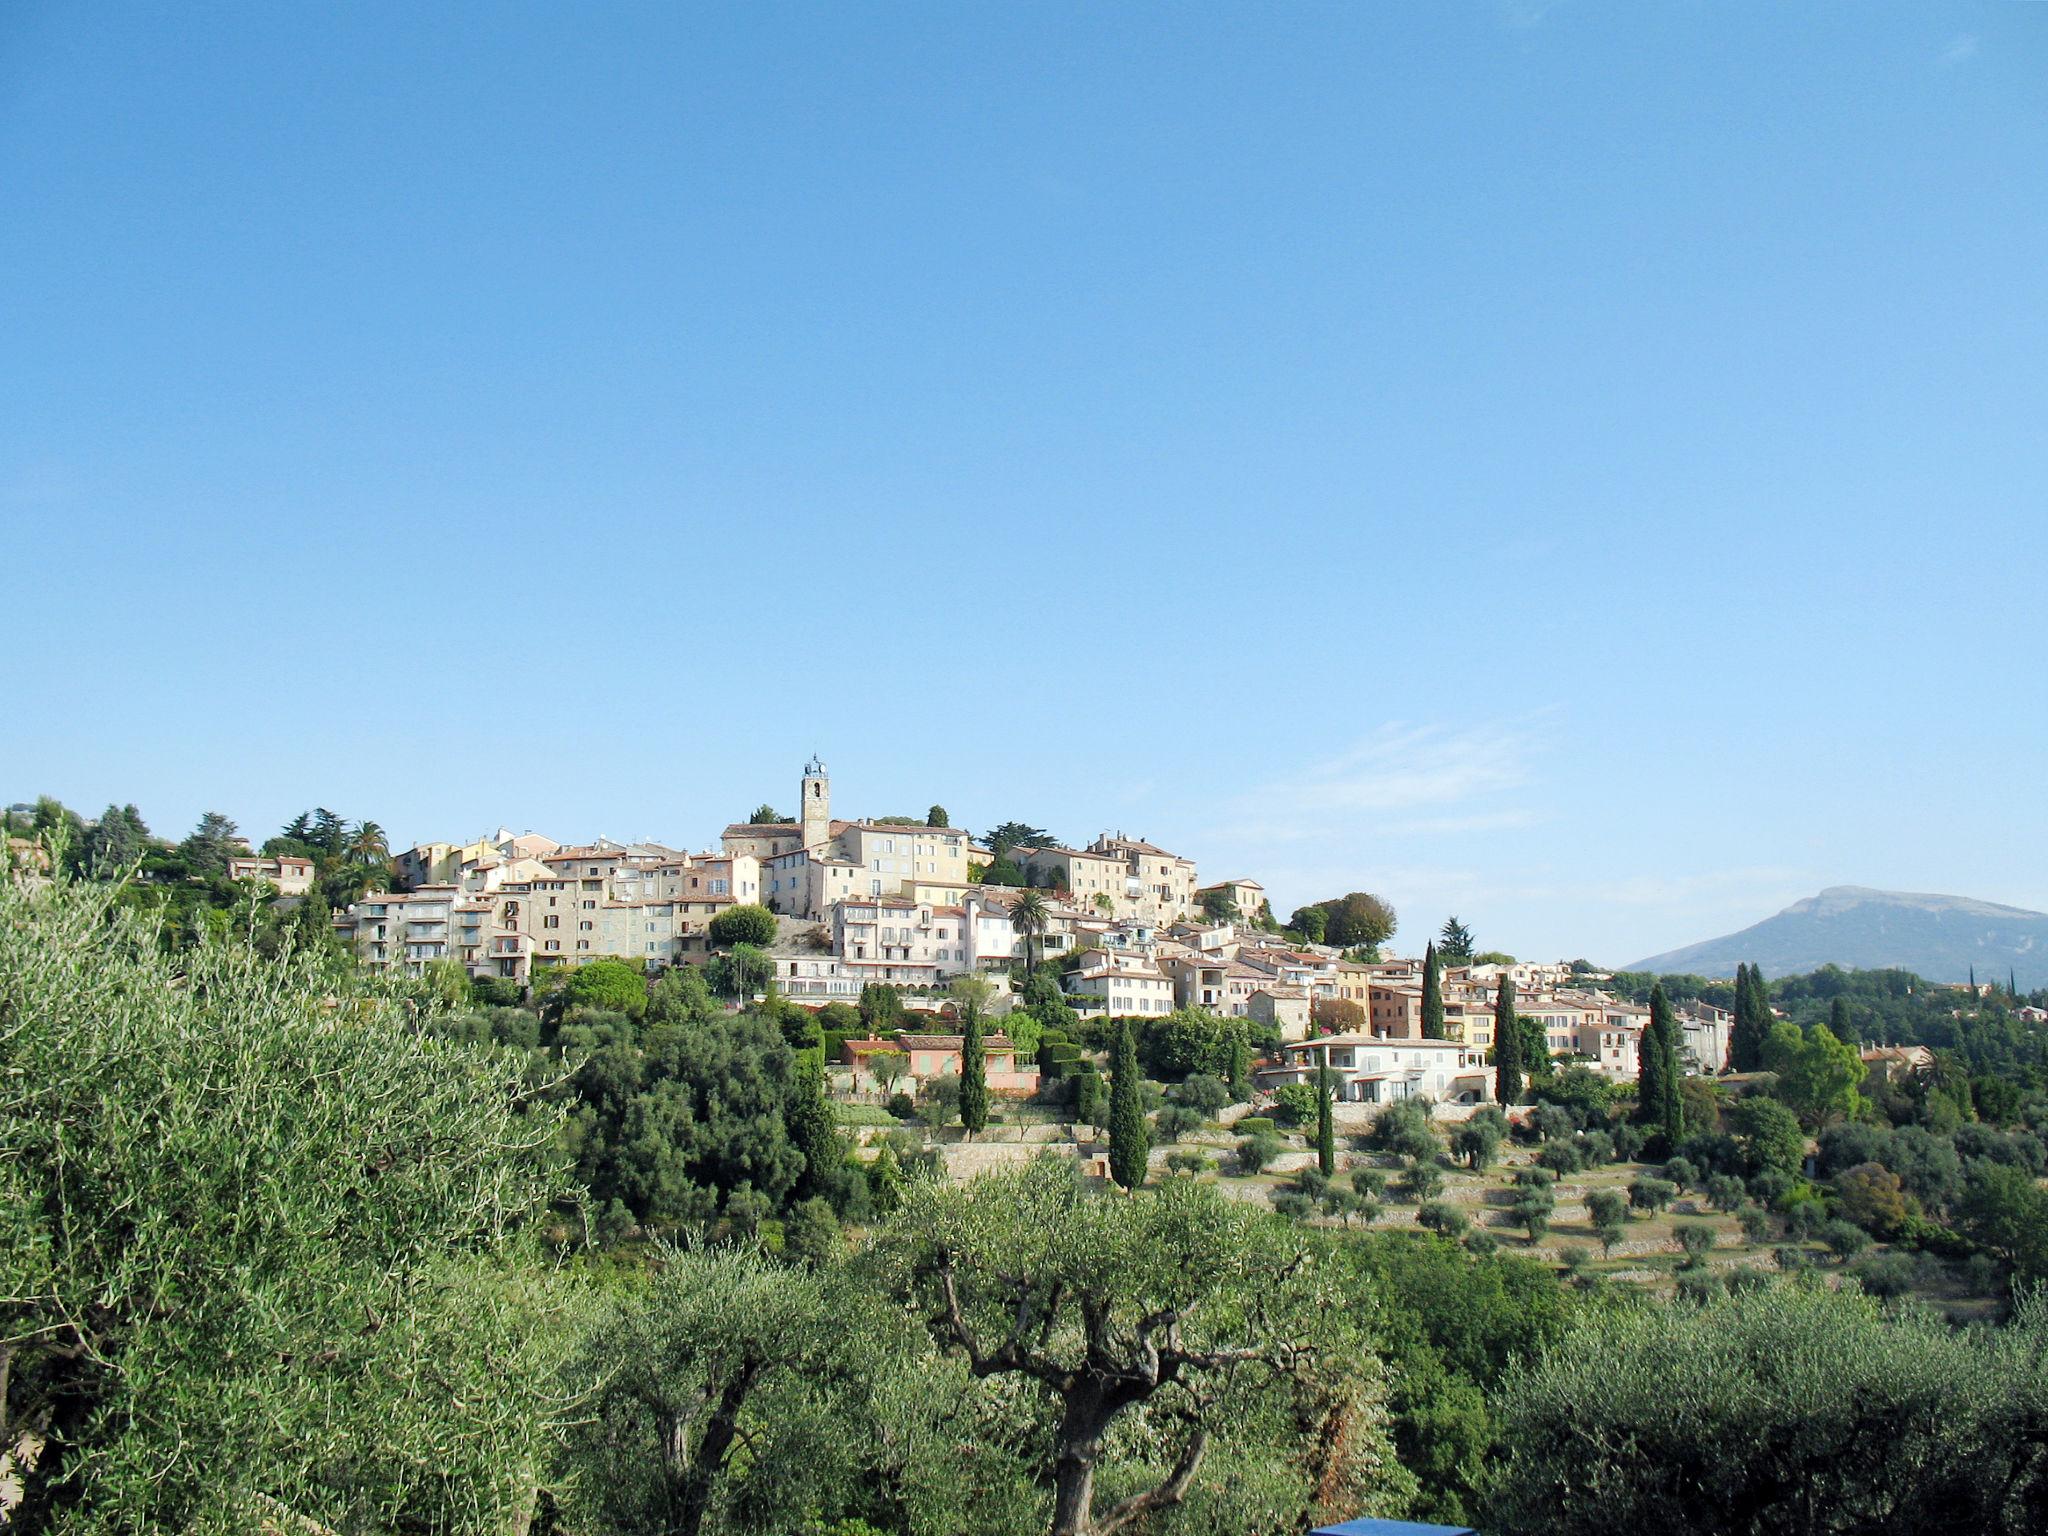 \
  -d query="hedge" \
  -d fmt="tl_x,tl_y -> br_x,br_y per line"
1236,1116 -> 1276,1137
